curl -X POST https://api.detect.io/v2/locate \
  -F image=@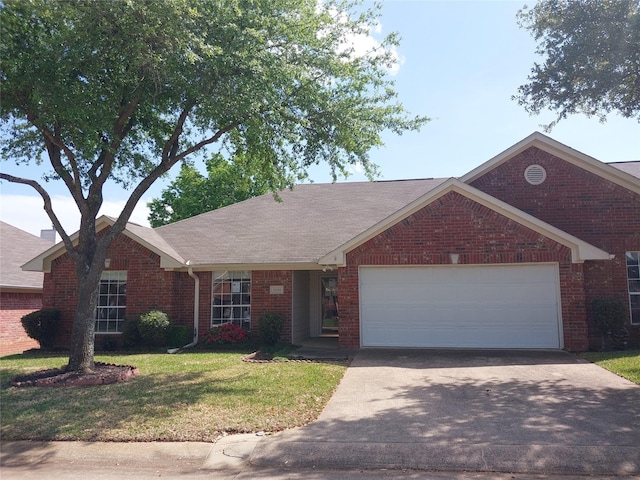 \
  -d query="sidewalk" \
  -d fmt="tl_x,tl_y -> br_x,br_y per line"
1,439 -> 634,480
